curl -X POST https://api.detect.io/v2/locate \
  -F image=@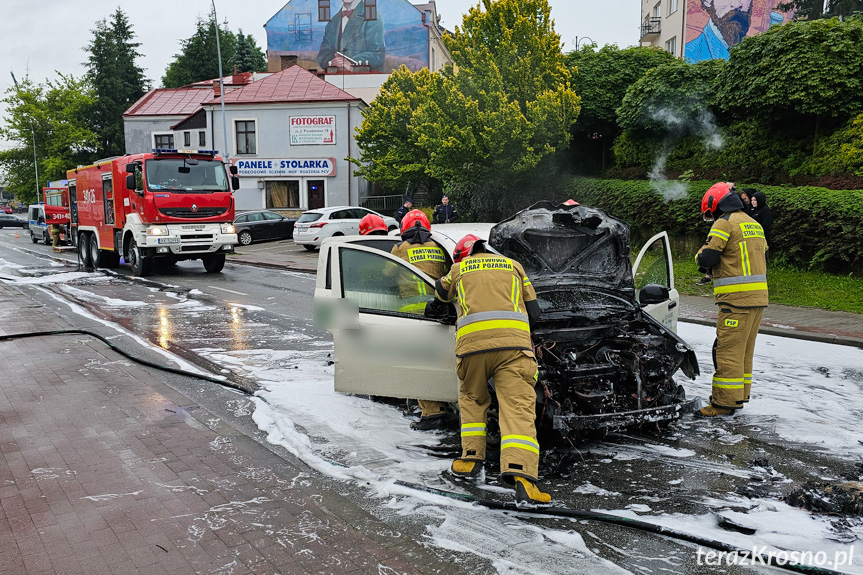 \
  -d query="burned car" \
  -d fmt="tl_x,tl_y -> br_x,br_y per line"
313,201 -> 699,443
